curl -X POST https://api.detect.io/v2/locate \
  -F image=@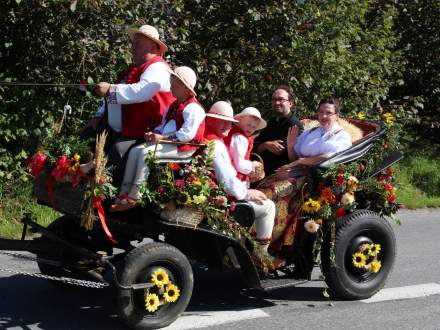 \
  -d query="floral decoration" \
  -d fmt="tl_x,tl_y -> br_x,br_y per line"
141,141 -> 253,241
144,268 -> 181,313
352,243 -> 382,273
